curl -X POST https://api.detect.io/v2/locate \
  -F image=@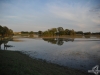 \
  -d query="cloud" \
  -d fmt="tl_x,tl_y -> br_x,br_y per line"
89,4 -> 100,18
0,0 -> 100,32
46,1 -> 100,31
92,19 -> 100,24
90,4 -> 100,12
97,25 -> 100,27
47,3 -> 87,26
6,16 -> 19,18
